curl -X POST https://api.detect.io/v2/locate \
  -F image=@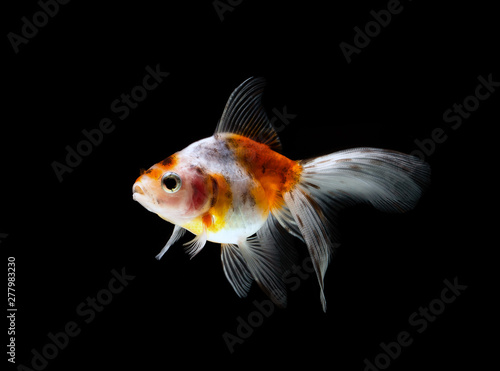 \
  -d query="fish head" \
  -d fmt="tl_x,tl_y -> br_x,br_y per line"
132,154 -> 211,224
